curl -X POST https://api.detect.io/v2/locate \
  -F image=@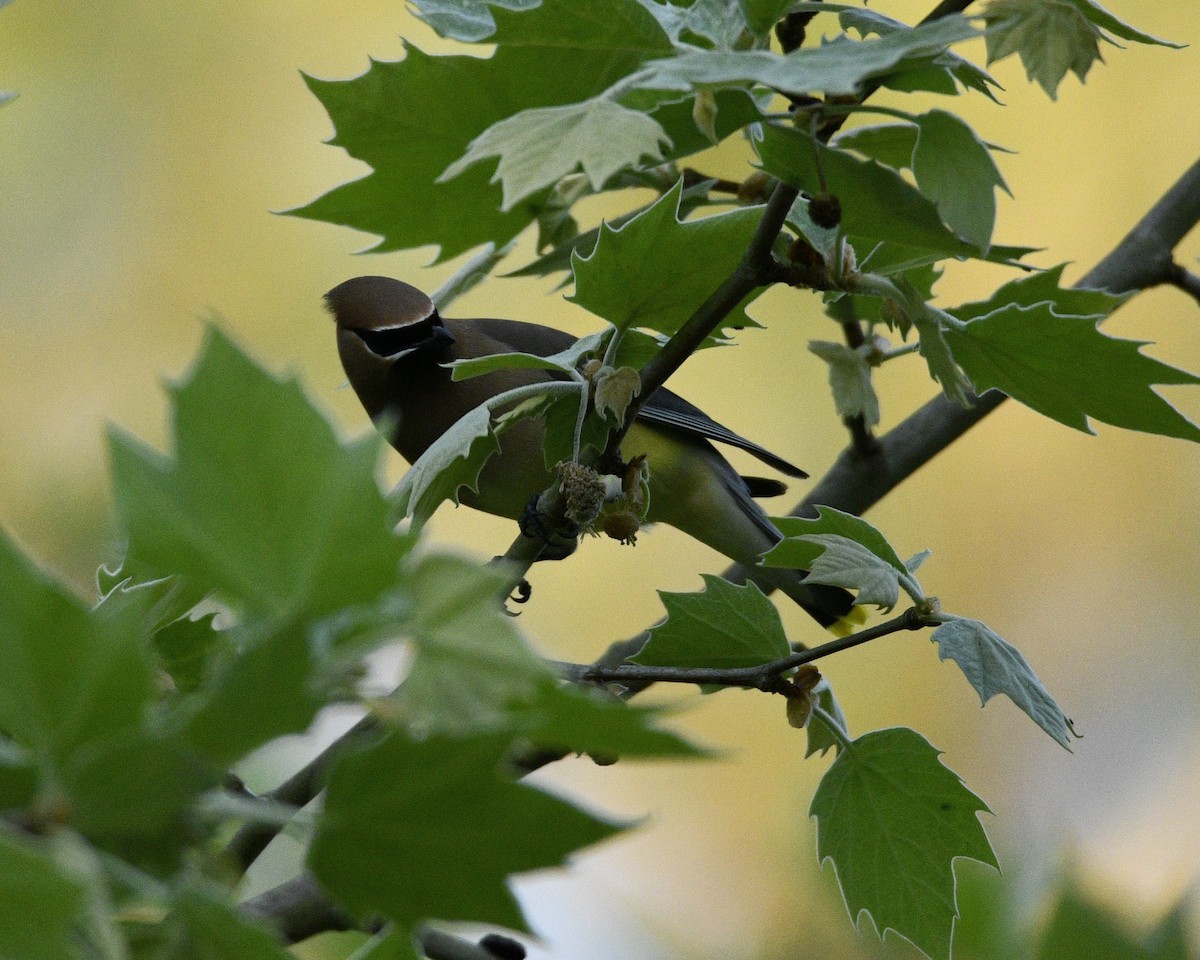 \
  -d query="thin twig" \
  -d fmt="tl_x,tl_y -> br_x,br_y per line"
557,610 -> 926,690
1165,261 -> 1200,306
